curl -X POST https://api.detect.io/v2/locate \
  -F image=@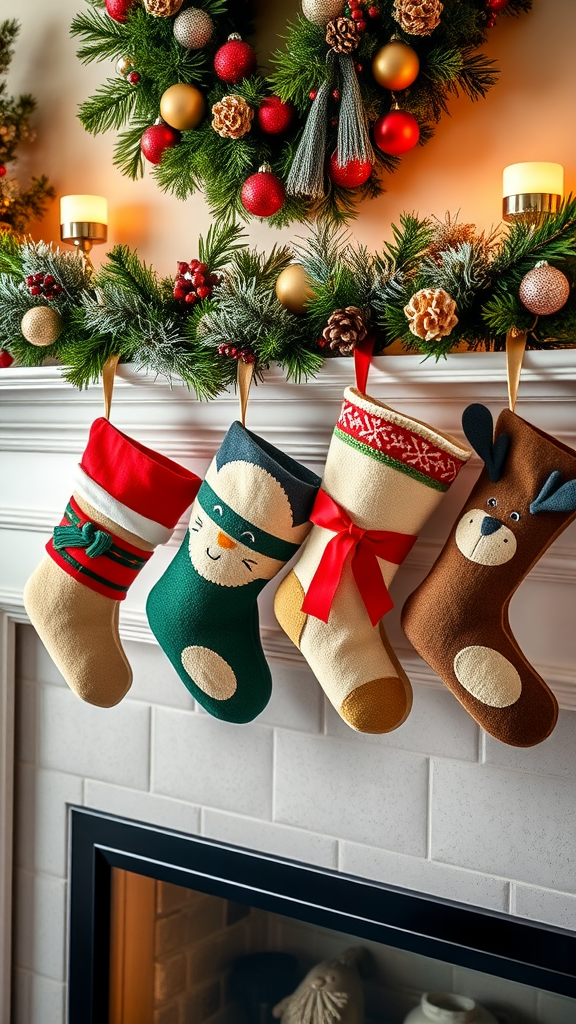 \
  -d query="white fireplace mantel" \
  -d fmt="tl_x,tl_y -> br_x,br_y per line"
2,350 -> 576,1020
